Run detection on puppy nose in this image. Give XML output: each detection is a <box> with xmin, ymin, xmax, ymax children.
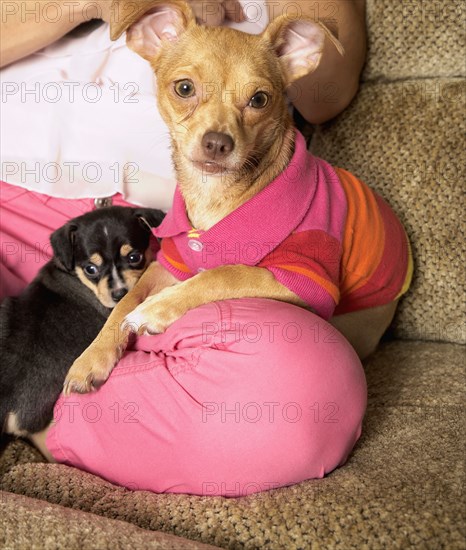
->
<box><xmin>111</xmin><ymin>288</ymin><xmax>128</xmax><ymax>302</ymax></box>
<box><xmin>202</xmin><ymin>132</ymin><xmax>234</xmax><ymax>160</ymax></box>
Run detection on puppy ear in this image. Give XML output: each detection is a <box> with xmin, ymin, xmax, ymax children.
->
<box><xmin>263</xmin><ymin>16</ymin><xmax>344</xmax><ymax>86</ymax></box>
<box><xmin>50</xmin><ymin>223</ymin><xmax>78</xmax><ymax>272</ymax></box>
<box><xmin>134</xmin><ymin>209</ymin><xmax>166</xmax><ymax>231</ymax></box>
<box><xmin>112</xmin><ymin>0</ymin><xmax>195</xmax><ymax>61</ymax></box>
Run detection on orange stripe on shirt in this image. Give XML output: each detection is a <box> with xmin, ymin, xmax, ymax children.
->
<box><xmin>334</xmin><ymin>167</ymin><xmax>385</xmax><ymax>298</ymax></box>
<box><xmin>258</xmin><ymin>229</ymin><xmax>341</xmax><ymax>303</ymax></box>
<box><xmin>164</xmin><ymin>254</ymin><xmax>192</xmax><ymax>274</ymax></box>
<box><xmin>161</xmin><ymin>238</ymin><xmax>192</xmax><ymax>274</ymax></box>
<box><xmin>275</xmin><ymin>264</ymin><xmax>341</xmax><ymax>304</ymax></box>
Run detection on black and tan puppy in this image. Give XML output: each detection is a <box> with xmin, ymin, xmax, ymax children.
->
<box><xmin>0</xmin><ymin>206</ymin><xmax>164</xmax><ymax>438</ymax></box>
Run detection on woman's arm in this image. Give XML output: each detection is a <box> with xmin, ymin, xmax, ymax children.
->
<box><xmin>0</xmin><ymin>0</ymin><xmax>111</xmax><ymax>68</ymax></box>
<box><xmin>268</xmin><ymin>0</ymin><xmax>366</xmax><ymax>124</ymax></box>
<box><xmin>1</xmin><ymin>0</ymin><xmax>365</xmax><ymax>120</ymax></box>
<box><xmin>0</xmin><ymin>0</ymin><xmax>244</xmax><ymax>68</ymax></box>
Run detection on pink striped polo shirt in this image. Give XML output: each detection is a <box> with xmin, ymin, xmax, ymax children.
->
<box><xmin>152</xmin><ymin>131</ymin><xmax>412</xmax><ymax>319</ymax></box>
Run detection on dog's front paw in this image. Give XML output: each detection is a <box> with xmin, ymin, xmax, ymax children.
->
<box><xmin>123</xmin><ymin>287</ymin><xmax>186</xmax><ymax>335</ymax></box>
<box><xmin>63</xmin><ymin>343</ymin><xmax>120</xmax><ymax>396</ymax></box>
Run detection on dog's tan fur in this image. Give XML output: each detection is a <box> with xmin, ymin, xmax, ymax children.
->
<box><xmin>63</xmin><ymin>0</ymin><xmax>396</xmax><ymax>395</ymax></box>
<box><xmin>75</xmin><ymin>269</ymin><xmax>114</xmax><ymax>308</ymax></box>
<box><xmin>121</xmin><ymin>248</ymin><xmax>154</xmax><ymax>289</ymax></box>
<box><xmin>89</xmin><ymin>252</ymin><xmax>103</xmax><ymax>266</ymax></box>
<box><xmin>120</xmin><ymin>244</ymin><xmax>133</xmax><ymax>257</ymax></box>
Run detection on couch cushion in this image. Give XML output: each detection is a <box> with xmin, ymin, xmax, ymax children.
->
<box><xmin>1</xmin><ymin>341</ymin><xmax>464</xmax><ymax>548</ymax></box>
<box><xmin>363</xmin><ymin>1</ymin><xmax>466</xmax><ymax>80</ymax></box>
<box><xmin>310</xmin><ymin>78</ymin><xmax>465</xmax><ymax>343</ymax></box>
<box><xmin>0</xmin><ymin>490</ymin><xmax>221</xmax><ymax>549</ymax></box>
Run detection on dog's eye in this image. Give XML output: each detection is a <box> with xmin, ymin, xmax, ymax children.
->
<box><xmin>248</xmin><ymin>92</ymin><xmax>269</xmax><ymax>109</ymax></box>
<box><xmin>174</xmin><ymin>79</ymin><xmax>195</xmax><ymax>98</ymax></box>
<box><xmin>84</xmin><ymin>264</ymin><xmax>99</xmax><ymax>278</ymax></box>
<box><xmin>128</xmin><ymin>251</ymin><xmax>143</xmax><ymax>266</ymax></box>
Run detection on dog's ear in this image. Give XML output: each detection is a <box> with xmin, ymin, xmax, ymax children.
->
<box><xmin>50</xmin><ymin>223</ymin><xmax>78</xmax><ymax>272</ymax></box>
<box><xmin>263</xmin><ymin>16</ymin><xmax>344</xmax><ymax>86</ymax></box>
<box><xmin>111</xmin><ymin>0</ymin><xmax>195</xmax><ymax>61</ymax></box>
<box><xmin>134</xmin><ymin>208</ymin><xmax>166</xmax><ymax>231</ymax></box>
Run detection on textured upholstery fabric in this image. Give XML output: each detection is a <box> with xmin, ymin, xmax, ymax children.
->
<box><xmin>363</xmin><ymin>1</ymin><xmax>466</xmax><ymax>80</ymax></box>
<box><xmin>0</xmin><ymin>491</ymin><xmax>221</xmax><ymax>549</ymax></box>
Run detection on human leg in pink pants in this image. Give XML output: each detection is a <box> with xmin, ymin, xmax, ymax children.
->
<box><xmin>45</xmin><ymin>298</ymin><xmax>366</xmax><ymax>497</ymax></box>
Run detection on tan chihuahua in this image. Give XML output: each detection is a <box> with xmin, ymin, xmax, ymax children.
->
<box><xmin>63</xmin><ymin>0</ymin><xmax>411</xmax><ymax>395</ymax></box>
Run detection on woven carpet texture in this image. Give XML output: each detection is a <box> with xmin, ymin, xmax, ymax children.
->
<box><xmin>363</xmin><ymin>0</ymin><xmax>466</xmax><ymax>80</ymax></box>
<box><xmin>1</xmin><ymin>342</ymin><xmax>464</xmax><ymax>548</ymax></box>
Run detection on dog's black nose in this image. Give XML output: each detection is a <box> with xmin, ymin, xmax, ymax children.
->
<box><xmin>111</xmin><ymin>288</ymin><xmax>128</xmax><ymax>302</ymax></box>
<box><xmin>202</xmin><ymin>132</ymin><xmax>234</xmax><ymax>159</ymax></box>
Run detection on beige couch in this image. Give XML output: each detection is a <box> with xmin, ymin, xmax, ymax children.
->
<box><xmin>1</xmin><ymin>1</ymin><xmax>464</xmax><ymax>548</ymax></box>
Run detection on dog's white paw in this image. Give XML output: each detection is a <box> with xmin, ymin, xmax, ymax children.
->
<box><xmin>123</xmin><ymin>288</ymin><xmax>185</xmax><ymax>335</ymax></box>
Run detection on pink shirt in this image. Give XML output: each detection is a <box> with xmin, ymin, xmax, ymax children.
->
<box><xmin>153</xmin><ymin>132</ymin><xmax>346</xmax><ymax>318</ymax></box>
<box><xmin>153</xmin><ymin>131</ymin><xmax>412</xmax><ymax>319</ymax></box>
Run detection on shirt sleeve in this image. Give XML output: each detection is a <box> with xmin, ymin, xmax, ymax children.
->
<box><xmin>258</xmin><ymin>230</ymin><xmax>342</xmax><ymax>319</ymax></box>
<box><xmin>156</xmin><ymin>237</ymin><xmax>193</xmax><ymax>281</ymax></box>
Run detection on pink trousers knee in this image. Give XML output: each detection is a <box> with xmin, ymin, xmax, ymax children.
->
<box><xmin>46</xmin><ymin>298</ymin><xmax>366</xmax><ymax>497</ymax></box>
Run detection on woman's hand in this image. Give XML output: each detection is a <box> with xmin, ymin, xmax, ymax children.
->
<box><xmin>0</xmin><ymin>0</ymin><xmax>244</xmax><ymax>68</ymax></box>
<box><xmin>189</xmin><ymin>0</ymin><xmax>245</xmax><ymax>26</ymax></box>
<box><xmin>102</xmin><ymin>0</ymin><xmax>245</xmax><ymax>27</ymax></box>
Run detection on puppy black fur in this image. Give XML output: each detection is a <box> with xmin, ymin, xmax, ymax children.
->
<box><xmin>0</xmin><ymin>206</ymin><xmax>164</xmax><ymax>436</ymax></box>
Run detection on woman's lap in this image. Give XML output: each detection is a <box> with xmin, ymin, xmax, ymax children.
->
<box><xmin>46</xmin><ymin>298</ymin><xmax>367</xmax><ymax>497</ymax></box>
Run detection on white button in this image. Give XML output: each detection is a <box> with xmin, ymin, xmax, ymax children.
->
<box><xmin>188</xmin><ymin>239</ymin><xmax>203</xmax><ymax>252</ymax></box>
<box><xmin>197</xmin><ymin>267</ymin><xmax>206</xmax><ymax>273</ymax></box>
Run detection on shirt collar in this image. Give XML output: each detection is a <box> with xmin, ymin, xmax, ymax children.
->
<box><xmin>152</xmin><ymin>185</ymin><xmax>192</xmax><ymax>238</ymax></box>
<box><xmin>153</xmin><ymin>130</ymin><xmax>316</xmax><ymax>251</ymax></box>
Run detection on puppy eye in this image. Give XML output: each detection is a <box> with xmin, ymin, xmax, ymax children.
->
<box><xmin>84</xmin><ymin>264</ymin><xmax>99</xmax><ymax>278</ymax></box>
<box><xmin>128</xmin><ymin>251</ymin><xmax>143</xmax><ymax>266</ymax></box>
<box><xmin>174</xmin><ymin>79</ymin><xmax>195</xmax><ymax>98</ymax></box>
<box><xmin>248</xmin><ymin>92</ymin><xmax>269</xmax><ymax>109</ymax></box>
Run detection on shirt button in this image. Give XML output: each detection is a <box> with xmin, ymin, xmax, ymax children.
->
<box><xmin>197</xmin><ymin>267</ymin><xmax>206</xmax><ymax>273</ymax></box>
<box><xmin>188</xmin><ymin>239</ymin><xmax>203</xmax><ymax>252</ymax></box>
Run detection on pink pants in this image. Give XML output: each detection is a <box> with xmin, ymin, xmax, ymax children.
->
<box><xmin>1</xmin><ymin>181</ymin><xmax>367</xmax><ymax>497</ymax></box>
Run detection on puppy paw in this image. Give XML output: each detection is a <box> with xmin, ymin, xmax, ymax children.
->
<box><xmin>63</xmin><ymin>344</ymin><xmax>120</xmax><ymax>396</ymax></box>
<box><xmin>123</xmin><ymin>288</ymin><xmax>186</xmax><ymax>335</ymax></box>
